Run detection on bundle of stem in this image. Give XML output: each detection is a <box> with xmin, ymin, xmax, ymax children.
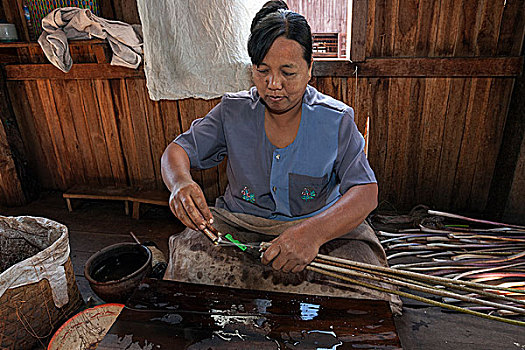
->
<box><xmin>307</xmin><ymin>253</ymin><xmax>525</xmax><ymax>327</ymax></box>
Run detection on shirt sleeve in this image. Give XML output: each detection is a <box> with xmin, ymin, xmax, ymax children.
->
<box><xmin>335</xmin><ymin>109</ymin><xmax>377</xmax><ymax>194</ymax></box>
<box><xmin>173</xmin><ymin>100</ymin><xmax>227</xmax><ymax>169</ymax></box>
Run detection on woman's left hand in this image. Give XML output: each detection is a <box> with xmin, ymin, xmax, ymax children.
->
<box><xmin>261</xmin><ymin>225</ymin><xmax>321</xmax><ymax>273</ymax></box>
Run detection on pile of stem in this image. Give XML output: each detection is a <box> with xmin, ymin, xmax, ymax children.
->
<box><xmin>370</xmin><ymin>209</ymin><xmax>525</xmax><ymax>325</ymax></box>
<box><xmin>200</xmin><ymin>210</ymin><xmax>525</xmax><ymax>326</ymax></box>
<box><xmin>306</xmin><ymin>252</ymin><xmax>525</xmax><ymax>327</ymax></box>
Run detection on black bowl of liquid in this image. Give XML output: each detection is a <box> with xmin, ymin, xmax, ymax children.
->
<box><xmin>84</xmin><ymin>243</ymin><xmax>152</xmax><ymax>303</ymax></box>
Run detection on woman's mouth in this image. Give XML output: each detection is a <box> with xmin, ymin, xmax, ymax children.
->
<box><xmin>266</xmin><ymin>95</ymin><xmax>286</xmax><ymax>102</ymax></box>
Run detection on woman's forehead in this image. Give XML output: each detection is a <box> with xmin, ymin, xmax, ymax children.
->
<box><xmin>261</xmin><ymin>37</ymin><xmax>307</xmax><ymax>66</ymax></box>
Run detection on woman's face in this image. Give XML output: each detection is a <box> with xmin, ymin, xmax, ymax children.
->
<box><xmin>252</xmin><ymin>36</ymin><xmax>312</xmax><ymax>116</ymax></box>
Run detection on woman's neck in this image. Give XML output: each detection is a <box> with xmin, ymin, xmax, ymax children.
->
<box><xmin>264</xmin><ymin>105</ymin><xmax>302</xmax><ymax>149</ymax></box>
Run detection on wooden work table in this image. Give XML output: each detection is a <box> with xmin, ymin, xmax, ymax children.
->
<box><xmin>98</xmin><ymin>278</ymin><xmax>401</xmax><ymax>349</ymax></box>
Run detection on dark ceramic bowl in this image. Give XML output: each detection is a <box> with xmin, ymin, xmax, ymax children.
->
<box><xmin>84</xmin><ymin>243</ymin><xmax>152</xmax><ymax>303</ymax></box>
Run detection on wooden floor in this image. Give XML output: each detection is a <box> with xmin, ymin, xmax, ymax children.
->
<box><xmin>1</xmin><ymin>192</ymin><xmax>524</xmax><ymax>349</ymax></box>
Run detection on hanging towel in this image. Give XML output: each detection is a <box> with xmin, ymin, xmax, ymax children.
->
<box><xmin>136</xmin><ymin>0</ymin><xmax>265</xmax><ymax>100</ymax></box>
<box><xmin>38</xmin><ymin>7</ymin><xmax>143</xmax><ymax>73</ymax></box>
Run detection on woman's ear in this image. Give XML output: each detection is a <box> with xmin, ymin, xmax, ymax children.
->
<box><xmin>308</xmin><ymin>60</ymin><xmax>313</xmax><ymax>80</ymax></box>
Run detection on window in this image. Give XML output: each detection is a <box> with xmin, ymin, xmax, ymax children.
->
<box><xmin>287</xmin><ymin>0</ymin><xmax>351</xmax><ymax>59</ymax></box>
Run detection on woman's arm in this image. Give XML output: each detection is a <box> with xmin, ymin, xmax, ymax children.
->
<box><xmin>161</xmin><ymin>142</ymin><xmax>213</xmax><ymax>230</ymax></box>
<box><xmin>261</xmin><ymin>182</ymin><xmax>378</xmax><ymax>272</ymax></box>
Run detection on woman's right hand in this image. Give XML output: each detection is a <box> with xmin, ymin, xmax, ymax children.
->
<box><xmin>169</xmin><ymin>179</ymin><xmax>213</xmax><ymax>230</ymax></box>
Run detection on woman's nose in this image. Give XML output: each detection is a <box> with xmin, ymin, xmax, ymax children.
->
<box><xmin>267</xmin><ymin>74</ymin><xmax>282</xmax><ymax>89</ymax></box>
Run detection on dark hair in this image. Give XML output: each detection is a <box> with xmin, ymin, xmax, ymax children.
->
<box><xmin>248</xmin><ymin>1</ymin><xmax>312</xmax><ymax>67</ymax></box>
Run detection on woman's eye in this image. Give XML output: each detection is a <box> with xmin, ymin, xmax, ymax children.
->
<box><xmin>257</xmin><ymin>69</ymin><xmax>269</xmax><ymax>74</ymax></box>
<box><xmin>283</xmin><ymin>71</ymin><xmax>296</xmax><ymax>77</ymax></box>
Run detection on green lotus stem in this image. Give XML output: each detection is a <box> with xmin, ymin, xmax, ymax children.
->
<box><xmin>310</xmin><ymin>261</ymin><xmax>525</xmax><ymax>315</ymax></box>
<box><xmin>307</xmin><ymin>266</ymin><xmax>525</xmax><ymax>327</ymax></box>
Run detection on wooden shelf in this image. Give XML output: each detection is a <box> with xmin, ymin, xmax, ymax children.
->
<box><xmin>0</xmin><ymin>38</ymin><xmax>107</xmax><ymax>49</ymax></box>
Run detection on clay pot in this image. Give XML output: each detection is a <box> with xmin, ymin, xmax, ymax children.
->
<box><xmin>84</xmin><ymin>243</ymin><xmax>152</xmax><ymax>303</ymax></box>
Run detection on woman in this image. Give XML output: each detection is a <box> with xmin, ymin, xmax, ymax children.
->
<box><xmin>162</xmin><ymin>1</ymin><xmax>394</xmax><ymax>306</ymax></box>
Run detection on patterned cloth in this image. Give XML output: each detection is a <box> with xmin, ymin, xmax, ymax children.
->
<box><xmin>164</xmin><ymin>208</ymin><xmax>402</xmax><ymax>315</ymax></box>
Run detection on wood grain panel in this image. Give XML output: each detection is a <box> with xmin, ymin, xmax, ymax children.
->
<box><xmin>469</xmin><ymin>78</ymin><xmax>513</xmax><ymax>211</ymax></box>
<box><xmin>111</xmin><ymin>79</ymin><xmax>141</xmax><ymax>187</ymax></box>
<box><xmin>432</xmin><ymin>0</ymin><xmax>462</xmax><ymax>56</ymax></box>
<box><xmin>476</xmin><ymin>0</ymin><xmax>505</xmax><ymax>56</ymax></box>
<box><xmin>351</xmin><ymin>0</ymin><xmax>368</xmax><ymax>62</ymax></box>
<box><xmin>51</xmin><ymin>80</ymin><xmax>87</xmax><ymax>185</ymax></box>
<box><xmin>24</xmin><ymin>80</ymin><xmax>63</xmax><ymax>189</ymax></box>
<box><xmin>366</xmin><ymin>77</ymin><xmax>390</xmax><ymax>199</ymax></box>
<box><xmin>453</xmin><ymin>1</ymin><xmax>483</xmax><ymax>56</ymax></box>
<box><xmin>497</xmin><ymin>0</ymin><xmax>525</xmax><ymax>56</ymax></box>
<box><xmin>7</xmin><ymin>81</ymin><xmax>48</xmax><ymax>187</ymax></box>
<box><xmin>416</xmin><ymin>78</ymin><xmax>450</xmax><ymax>207</ymax></box>
<box><xmin>125</xmin><ymin>78</ymin><xmax>157</xmax><ymax>188</ymax></box>
<box><xmin>159</xmin><ymin>100</ymin><xmax>182</xmax><ymax>143</ymax></box>
<box><xmin>141</xmin><ymin>81</ymin><xmax>168</xmax><ymax>189</ymax></box>
<box><xmin>0</xmin><ymin>119</ymin><xmax>25</xmax><ymax>205</ymax></box>
<box><xmin>93</xmin><ymin>79</ymin><xmax>127</xmax><ymax>186</ymax></box>
<box><xmin>369</xmin><ymin>0</ymin><xmax>394</xmax><ymax>57</ymax></box>
<box><xmin>393</xmin><ymin>0</ymin><xmax>417</xmax><ymax>56</ymax></box>
<box><xmin>504</xmin><ymin>134</ymin><xmax>525</xmax><ymax>224</ymax></box>
<box><xmin>400</xmin><ymin>78</ymin><xmax>425</xmax><ymax>206</ymax></box>
<box><xmin>451</xmin><ymin>78</ymin><xmax>492</xmax><ymax>211</ymax></box>
<box><xmin>76</xmin><ymin>79</ymin><xmax>113</xmax><ymax>185</ymax></box>
<box><xmin>382</xmin><ymin>77</ymin><xmax>411</xmax><ymax>206</ymax></box>
<box><xmin>416</xmin><ymin>0</ymin><xmax>440</xmax><ymax>56</ymax></box>
<box><xmin>434</xmin><ymin>78</ymin><xmax>472</xmax><ymax>209</ymax></box>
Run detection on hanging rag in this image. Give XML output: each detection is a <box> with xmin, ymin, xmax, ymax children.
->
<box><xmin>38</xmin><ymin>7</ymin><xmax>143</xmax><ymax>73</ymax></box>
<box><xmin>135</xmin><ymin>0</ymin><xmax>265</xmax><ymax>100</ymax></box>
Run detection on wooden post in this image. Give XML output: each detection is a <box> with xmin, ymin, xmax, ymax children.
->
<box><xmin>350</xmin><ymin>0</ymin><xmax>368</xmax><ymax>62</ymax></box>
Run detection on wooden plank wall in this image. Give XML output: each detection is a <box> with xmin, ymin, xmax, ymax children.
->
<box><xmin>1</xmin><ymin>0</ymin><xmax>524</xmax><ymax>223</ymax></box>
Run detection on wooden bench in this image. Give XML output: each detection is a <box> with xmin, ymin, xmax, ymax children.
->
<box><xmin>63</xmin><ymin>186</ymin><xmax>170</xmax><ymax>219</ymax></box>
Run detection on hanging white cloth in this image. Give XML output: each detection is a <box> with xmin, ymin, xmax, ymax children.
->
<box><xmin>136</xmin><ymin>0</ymin><xmax>265</xmax><ymax>100</ymax></box>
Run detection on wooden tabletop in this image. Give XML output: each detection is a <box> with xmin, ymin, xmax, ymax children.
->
<box><xmin>98</xmin><ymin>278</ymin><xmax>401</xmax><ymax>349</ymax></box>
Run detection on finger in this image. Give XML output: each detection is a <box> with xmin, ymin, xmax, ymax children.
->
<box><xmin>271</xmin><ymin>255</ymin><xmax>287</xmax><ymax>271</ymax></box>
<box><xmin>181</xmin><ymin>196</ymin><xmax>206</xmax><ymax>229</ymax></box>
<box><xmin>191</xmin><ymin>190</ymin><xmax>213</xmax><ymax>225</ymax></box>
<box><xmin>261</xmin><ymin>243</ymin><xmax>280</xmax><ymax>265</ymax></box>
<box><xmin>291</xmin><ymin>264</ymin><xmax>306</xmax><ymax>273</ymax></box>
<box><xmin>282</xmin><ymin>260</ymin><xmax>299</xmax><ymax>273</ymax></box>
<box><xmin>174</xmin><ymin>200</ymin><xmax>198</xmax><ymax>230</ymax></box>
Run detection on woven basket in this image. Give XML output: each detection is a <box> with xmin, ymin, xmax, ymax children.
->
<box><xmin>0</xmin><ymin>216</ymin><xmax>83</xmax><ymax>349</ymax></box>
<box><xmin>0</xmin><ymin>258</ymin><xmax>82</xmax><ymax>349</ymax></box>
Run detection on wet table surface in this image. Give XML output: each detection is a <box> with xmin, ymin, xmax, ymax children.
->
<box><xmin>98</xmin><ymin>278</ymin><xmax>401</xmax><ymax>349</ymax></box>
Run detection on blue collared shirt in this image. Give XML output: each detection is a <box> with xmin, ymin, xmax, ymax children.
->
<box><xmin>175</xmin><ymin>85</ymin><xmax>376</xmax><ymax>221</ymax></box>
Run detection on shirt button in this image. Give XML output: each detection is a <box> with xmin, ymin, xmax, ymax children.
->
<box><xmin>275</xmin><ymin>154</ymin><xmax>280</xmax><ymax>160</ymax></box>
<box><xmin>272</xmin><ymin>186</ymin><xmax>277</xmax><ymax>193</ymax></box>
